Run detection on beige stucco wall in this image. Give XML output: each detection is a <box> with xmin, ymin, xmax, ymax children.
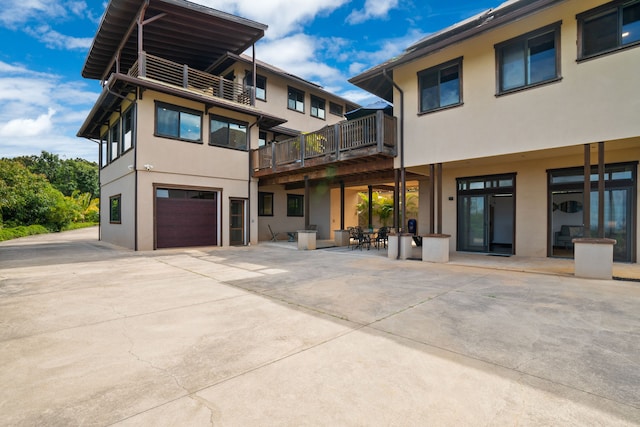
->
<box><xmin>329</xmin><ymin>187</ymin><xmax>360</xmax><ymax>233</ymax></box>
<box><xmin>393</xmin><ymin>0</ymin><xmax>640</xmax><ymax>168</ymax></box>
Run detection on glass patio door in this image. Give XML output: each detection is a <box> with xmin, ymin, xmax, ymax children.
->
<box><xmin>230</xmin><ymin>199</ymin><xmax>246</xmax><ymax>246</ymax></box>
<box><xmin>459</xmin><ymin>195</ymin><xmax>488</xmax><ymax>252</ymax></box>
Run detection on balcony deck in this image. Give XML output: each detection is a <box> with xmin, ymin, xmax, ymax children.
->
<box><xmin>128</xmin><ymin>53</ymin><xmax>252</xmax><ymax>106</ymax></box>
<box><xmin>252</xmin><ymin>110</ymin><xmax>397</xmax><ymax>180</ymax></box>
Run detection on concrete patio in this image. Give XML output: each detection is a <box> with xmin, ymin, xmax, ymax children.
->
<box><xmin>1</xmin><ymin>227</ymin><xmax>639</xmax><ymax>425</ymax></box>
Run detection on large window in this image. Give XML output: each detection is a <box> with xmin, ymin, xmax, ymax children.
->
<box><xmin>209</xmin><ymin>116</ymin><xmax>248</xmax><ymax>150</ymax></box>
<box><xmin>287</xmin><ymin>194</ymin><xmax>304</xmax><ymax>217</ymax></box>
<box><xmin>245</xmin><ymin>71</ymin><xmax>267</xmax><ymax>100</ymax></box>
<box><xmin>258</xmin><ymin>192</ymin><xmax>273</xmax><ymax>216</ymax></box>
<box><xmin>121</xmin><ymin>106</ymin><xmax>134</xmax><ymax>153</ymax></box>
<box><xmin>310</xmin><ymin>95</ymin><xmax>326</xmax><ymax>119</ymax></box>
<box><xmin>109</xmin><ymin>120</ymin><xmax>120</xmax><ymax>162</ymax></box>
<box><xmin>495</xmin><ymin>23</ymin><xmax>560</xmax><ymax>94</ymax></box>
<box><xmin>155</xmin><ymin>102</ymin><xmax>202</xmax><ymax>142</ymax></box>
<box><xmin>329</xmin><ymin>102</ymin><xmax>343</xmax><ymax>117</ymax></box>
<box><xmin>578</xmin><ymin>0</ymin><xmax>640</xmax><ymax>59</ymax></box>
<box><xmin>109</xmin><ymin>195</ymin><xmax>121</xmax><ymax>224</ymax></box>
<box><xmin>287</xmin><ymin>87</ymin><xmax>305</xmax><ymax>113</ymax></box>
<box><xmin>418</xmin><ymin>57</ymin><xmax>462</xmax><ymax>113</ymax></box>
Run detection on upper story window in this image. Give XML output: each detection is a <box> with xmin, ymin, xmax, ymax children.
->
<box><xmin>121</xmin><ymin>106</ymin><xmax>134</xmax><ymax>153</ymax></box>
<box><xmin>288</xmin><ymin>87</ymin><xmax>305</xmax><ymax>113</ymax></box>
<box><xmin>310</xmin><ymin>95</ymin><xmax>326</xmax><ymax>119</ymax></box>
<box><xmin>418</xmin><ymin>57</ymin><xmax>462</xmax><ymax>113</ymax></box>
<box><xmin>209</xmin><ymin>115</ymin><xmax>248</xmax><ymax>150</ymax></box>
<box><xmin>245</xmin><ymin>71</ymin><xmax>267</xmax><ymax>100</ymax></box>
<box><xmin>495</xmin><ymin>23</ymin><xmax>561</xmax><ymax>94</ymax></box>
<box><xmin>258</xmin><ymin>131</ymin><xmax>268</xmax><ymax>147</ymax></box>
<box><xmin>109</xmin><ymin>120</ymin><xmax>120</xmax><ymax>162</ymax></box>
<box><xmin>578</xmin><ymin>0</ymin><xmax>640</xmax><ymax>60</ymax></box>
<box><xmin>155</xmin><ymin>102</ymin><xmax>202</xmax><ymax>142</ymax></box>
<box><xmin>329</xmin><ymin>102</ymin><xmax>343</xmax><ymax>116</ymax></box>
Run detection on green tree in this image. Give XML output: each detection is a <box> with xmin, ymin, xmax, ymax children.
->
<box><xmin>0</xmin><ymin>160</ymin><xmax>76</xmax><ymax>230</ymax></box>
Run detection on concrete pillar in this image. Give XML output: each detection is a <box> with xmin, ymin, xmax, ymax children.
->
<box><xmin>297</xmin><ymin>230</ymin><xmax>317</xmax><ymax>250</ymax></box>
<box><xmin>421</xmin><ymin>234</ymin><xmax>451</xmax><ymax>263</ymax></box>
<box><xmin>573</xmin><ymin>238</ymin><xmax>616</xmax><ymax>279</ymax></box>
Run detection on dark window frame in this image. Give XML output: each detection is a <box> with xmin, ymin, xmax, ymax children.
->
<box><xmin>209</xmin><ymin>114</ymin><xmax>248</xmax><ymax>151</ymax></box>
<box><xmin>109</xmin><ymin>194</ymin><xmax>121</xmax><ymax>224</ymax></box>
<box><xmin>245</xmin><ymin>71</ymin><xmax>267</xmax><ymax>101</ymax></box>
<box><xmin>287</xmin><ymin>87</ymin><xmax>305</xmax><ymax>113</ymax></box>
<box><xmin>417</xmin><ymin>57</ymin><xmax>464</xmax><ymax>114</ymax></box>
<box><xmin>577</xmin><ymin>0</ymin><xmax>640</xmax><ymax>61</ymax></box>
<box><xmin>121</xmin><ymin>105</ymin><xmax>135</xmax><ymax>154</ymax></box>
<box><xmin>287</xmin><ymin>194</ymin><xmax>304</xmax><ymax>217</ymax></box>
<box><xmin>329</xmin><ymin>101</ymin><xmax>343</xmax><ymax>117</ymax></box>
<box><xmin>495</xmin><ymin>22</ymin><xmax>562</xmax><ymax>96</ymax></box>
<box><xmin>154</xmin><ymin>101</ymin><xmax>203</xmax><ymax>143</ymax></box>
<box><xmin>310</xmin><ymin>95</ymin><xmax>326</xmax><ymax>120</ymax></box>
<box><xmin>258</xmin><ymin>192</ymin><xmax>274</xmax><ymax>216</ymax></box>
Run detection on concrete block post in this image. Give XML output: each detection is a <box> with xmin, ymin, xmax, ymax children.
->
<box><xmin>334</xmin><ymin>230</ymin><xmax>350</xmax><ymax>247</ymax></box>
<box><xmin>573</xmin><ymin>238</ymin><xmax>616</xmax><ymax>279</ymax></box>
<box><xmin>421</xmin><ymin>234</ymin><xmax>451</xmax><ymax>263</ymax></box>
<box><xmin>297</xmin><ymin>230</ymin><xmax>317</xmax><ymax>250</ymax></box>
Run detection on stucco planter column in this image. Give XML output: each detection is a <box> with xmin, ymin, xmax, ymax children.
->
<box><xmin>334</xmin><ymin>230</ymin><xmax>350</xmax><ymax>247</ymax></box>
<box><xmin>573</xmin><ymin>237</ymin><xmax>616</xmax><ymax>279</ymax></box>
<box><xmin>421</xmin><ymin>234</ymin><xmax>451</xmax><ymax>263</ymax></box>
<box><xmin>388</xmin><ymin>233</ymin><xmax>413</xmax><ymax>260</ymax></box>
<box><xmin>297</xmin><ymin>230</ymin><xmax>317</xmax><ymax>250</ymax></box>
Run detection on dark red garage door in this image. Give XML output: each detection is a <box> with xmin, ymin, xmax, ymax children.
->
<box><xmin>156</xmin><ymin>188</ymin><xmax>218</xmax><ymax>249</ymax></box>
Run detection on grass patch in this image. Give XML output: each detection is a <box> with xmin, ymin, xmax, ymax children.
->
<box><xmin>0</xmin><ymin>222</ymin><xmax>97</xmax><ymax>241</ymax></box>
<box><xmin>0</xmin><ymin>225</ymin><xmax>50</xmax><ymax>241</ymax></box>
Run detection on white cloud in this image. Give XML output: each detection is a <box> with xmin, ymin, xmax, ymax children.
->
<box><xmin>256</xmin><ymin>34</ymin><xmax>346</xmax><ymax>86</ymax></box>
<box><xmin>346</xmin><ymin>0</ymin><xmax>399</xmax><ymax>25</ymax></box>
<box><xmin>25</xmin><ymin>25</ymin><xmax>93</xmax><ymax>50</ymax></box>
<box><xmin>0</xmin><ymin>108</ymin><xmax>56</xmax><ymax>137</ymax></box>
<box><xmin>194</xmin><ymin>0</ymin><xmax>349</xmax><ymax>39</ymax></box>
<box><xmin>0</xmin><ymin>61</ymin><xmax>100</xmax><ymax>161</ymax></box>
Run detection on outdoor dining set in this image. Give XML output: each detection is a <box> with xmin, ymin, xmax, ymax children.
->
<box><xmin>348</xmin><ymin>226</ymin><xmax>389</xmax><ymax>251</ymax></box>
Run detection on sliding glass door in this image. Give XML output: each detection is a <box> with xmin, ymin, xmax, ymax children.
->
<box><xmin>458</xmin><ymin>174</ymin><xmax>515</xmax><ymax>255</ymax></box>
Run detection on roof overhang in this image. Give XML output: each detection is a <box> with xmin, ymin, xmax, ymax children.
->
<box><xmin>349</xmin><ymin>0</ymin><xmax>566</xmax><ymax>101</ymax></box>
<box><xmin>82</xmin><ymin>0</ymin><xmax>268</xmax><ymax>80</ymax></box>
<box><xmin>77</xmin><ymin>74</ymin><xmax>287</xmax><ymax>139</ymax></box>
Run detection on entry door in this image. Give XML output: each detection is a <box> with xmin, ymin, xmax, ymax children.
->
<box><xmin>457</xmin><ymin>174</ymin><xmax>515</xmax><ymax>254</ymax></box>
<box><xmin>229</xmin><ymin>199</ymin><xmax>246</xmax><ymax>246</ymax></box>
<box><xmin>459</xmin><ymin>195</ymin><xmax>487</xmax><ymax>252</ymax></box>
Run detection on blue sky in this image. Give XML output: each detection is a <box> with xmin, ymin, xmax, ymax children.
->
<box><xmin>0</xmin><ymin>0</ymin><xmax>500</xmax><ymax>162</ymax></box>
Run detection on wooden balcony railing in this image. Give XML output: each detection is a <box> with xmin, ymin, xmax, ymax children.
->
<box><xmin>253</xmin><ymin>110</ymin><xmax>397</xmax><ymax>176</ymax></box>
<box><xmin>128</xmin><ymin>52</ymin><xmax>252</xmax><ymax>106</ymax></box>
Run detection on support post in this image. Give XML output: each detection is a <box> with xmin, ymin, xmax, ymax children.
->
<box><xmin>583</xmin><ymin>144</ymin><xmax>591</xmax><ymax>237</ymax></box>
<box><xmin>340</xmin><ymin>180</ymin><xmax>345</xmax><ymax>230</ymax></box>
<box><xmin>437</xmin><ymin>163</ymin><xmax>443</xmax><ymax>235</ymax></box>
<box><xmin>598</xmin><ymin>142</ymin><xmax>605</xmax><ymax>238</ymax></box>
<box><xmin>368</xmin><ymin>185</ymin><xmax>373</xmax><ymax>230</ymax></box>
<box><xmin>429</xmin><ymin>164</ymin><xmax>435</xmax><ymax>234</ymax></box>
<box><xmin>304</xmin><ymin>175</ymin><xmax>310</xmax><ymax>230</ymax></box>
<box><xmin>394</xmin><ymin>169</ymin><xmax>400</xmax><ymax>231</ymax></box>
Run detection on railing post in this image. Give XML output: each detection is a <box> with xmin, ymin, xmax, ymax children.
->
<box><xmin>300</xmin><ymin>134</ymin><xmax>305</xmax><ymax>167</ymax></box>
<box><xmin>183</xmin><ymin>64</ymin><xmax>188</xmax><ymax>88</ymax></box>
<box><xmin>271</xmin><ymin>144</ymin><xmax>276</xmax><ymax>172</ymax></box>
<box><xmin>334</xmin><ymin>124</ymin><xmax>341</xmax><ymax>160</ymax></box>
<box><xmin>139</xmin><ymin>52</ymin><xmax>146</xmax><ymax>77</ymax></box>
<box><xmin>376</xmin><ymin>110</ymin><xmax>384</xmax><ymax>153</ymax></box>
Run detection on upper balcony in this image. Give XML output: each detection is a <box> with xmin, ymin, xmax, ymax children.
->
<box><xmin>252</xmin><ymin>110</ymin><xmax>397</xmax><ymax>179</ymax></box>
<box><xmin>129</xmin><ymin>52</ymin><xmax>252</xmax><ymax>107</ymax></box>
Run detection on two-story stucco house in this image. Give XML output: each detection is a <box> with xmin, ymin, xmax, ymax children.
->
<box><xmin>78</xmin><ymin>0</ymin><xmax>357</xmax><ymax>250</ymax></box>
<box><xmin>349</xmin><ymin>0</ymin><xmax>640</xmax><ymax>263</ymax></box>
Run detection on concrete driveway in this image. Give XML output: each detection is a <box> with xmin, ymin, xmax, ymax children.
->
<box><xmin>1</xmin><ymin>227</ymin><xmax>639</xmax><ymax>426</ymax></box>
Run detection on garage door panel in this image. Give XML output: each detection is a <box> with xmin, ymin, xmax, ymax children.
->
<box><xmin>156</xmin><ymin>197</ymin><xmax>217</xmax><ymax>248</ymax></box>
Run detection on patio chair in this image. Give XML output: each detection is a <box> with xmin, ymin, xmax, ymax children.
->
<box><xmin>374</xmin><ymin>226</ymin><xmax>389</xmax><ymax>249</ymax></box>
<box><xmin>268</xmin><ymin>224</ymin><xmax>281</xmax><ymax>242</ymax></box>
<box><xmin>353</xmin><ymin>226</ymin><xmax>371</xmax><ymax>250</ymax></box>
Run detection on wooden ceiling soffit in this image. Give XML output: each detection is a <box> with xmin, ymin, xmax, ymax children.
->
<box><xmin>258</xmin><ymin>157</ymin><xmax>394</xmax><ymax>186</ymax></box>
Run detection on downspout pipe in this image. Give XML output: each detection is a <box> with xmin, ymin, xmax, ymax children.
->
<box><xmin>382</xmin><ymin>69</ymin><xmax>405</xmax><ymax>259</ymax></box>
